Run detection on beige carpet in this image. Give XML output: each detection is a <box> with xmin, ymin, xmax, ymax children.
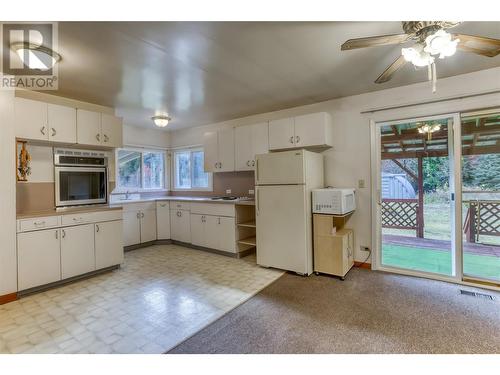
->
<box><xmin>168</xmin><ymin>268</ymin><xmax>500</xmax><ymax>353</ymax></box>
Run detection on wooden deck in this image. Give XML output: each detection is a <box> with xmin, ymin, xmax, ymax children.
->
<box><xmin>383</xmin><ymin>234</ymin><xmax>500</xmax><ymax>257</ymax></box>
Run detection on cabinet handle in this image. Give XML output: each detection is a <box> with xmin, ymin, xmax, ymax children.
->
<box><xmin>136</xmin><ymin>212</ymin><xmax>140</xmax><ymax>219</ymax></box>
<box><xmin>55</xmin><ymin>230</ymin><xmax>58</xmax><ymax>239</ymax></box>
<box><xmin>296</xmin><ymin>135</ymin><xmax>300</xmax><ymax>143</ymax></box>
<box><xmin>218</xmin><ymin>217</ymin><xmax>221</xmax><ymax>225</ymax></box>
<box><xmin>214</xmin><ymin>162</ymin><xmax>218</xmax><ymax>169</ymax></box>
<box><xmin>290</xmin><ymin>136</ymin><xmax>294</xmax><ymax>144</ymax></box>
<box><xmin>34</xmin><ymin>221</ymin><xmax>46</xmax><ymax>226</ymax></box>
<box><xmin>141</xmin><ymin>212</ymin><xmax>145</xmax><ymax>218</ymax></box>
<box><xmin>160</xmin><ymin>203</ymin><xmax>166</xmax><ymax>207</ymax></box>
<box><xmin>246</xmin><ymin>160</ymin><xmax>250</xmax><ymax>167</ymax></box>
<box><xmin>96</xmin><ymin>133</ymin><xmax>101</xmax><ymax>142</ymax></box>
<box><xmin>251</xmin><ymin>160</ymin><xmax>255</xmax><ymax>167</ymax></box>
<box><xmin>218</xmin><ymin>162</ymin><xmax>222</xmax><ymax>169</ymax></box>
<box><xmin>51</xmin><ymin>128</ymin><xmax>56</xmax><ymax>137</ymax></box>
<box><xmin>40</xmin><ymin>126</ymin><xmax>46</xmax><ymax>135</ymax></box>
<box><xmin>62</xmin><ymin>229</ymin><xmax>66</xmax><ymax>238</ymax></box>
<box><xmin>103</xmin><ymin>134</ymin><xmax>109</xmax><ymax>143</ymax></box>
<box><xmin>96</xmin><ymin>224</ymin><xmax>100</xmax><ymax>233</ymax></box>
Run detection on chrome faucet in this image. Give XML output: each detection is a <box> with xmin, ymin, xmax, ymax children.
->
<box><xmin>125</xmin><ymin>190</ymin><xmax>130</xmax><ymax>200</ymax></box>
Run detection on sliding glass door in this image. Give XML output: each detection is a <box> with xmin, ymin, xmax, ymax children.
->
<box><xmin>460</xmin><ymin>110</ymin><xmax>500</xmax><ymax>284</ymax></box>
<box><xmin>377</xmin><ymin>115</ymin><xmax>458</xmax><ymax>277</ymax></box>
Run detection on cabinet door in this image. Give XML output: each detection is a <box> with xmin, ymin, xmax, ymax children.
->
<box><xmin>140</xmin><ymin>209</ymin><xmax>157</xmax><ymax>243</ymax></box>
<box><xmin>190</xmin><ymin>214</ymin><xmax>206</xmax><ymax>247</ymax></box>
<box><xmin>217</xmin><ymin>128</ymin><xmax>235</xmax><ymax>172</ymax></box>
<box><xmin>101</xmin><ymin>114</ymin><xmax>123</xmax><ymax>148</ymax></box>
<box><xmin>268</xmin><ymin>117</ymin><xmax>295</xmax><ymax>150</ymax></box>
<box><xmin>215</xmin><ymin>216</ymin><xmax>236</xmax><ymax>253</ymax></box>
<box><xmin>95</xmin><ymin>220</ymin><xmax>124</xmax><ymax>269</ymax></box>
<box><xmin>14</xmin><ymin>97</ymin><xmax>48</xmax><ymax>141</ymax></box>
<box><xmin>47</xmin><ymin>103</ymin><xmax>76</xmax><ymax>143</ymax></box>
<box><xmin>293</xmin><ymin>112</ymin><xmax>329</xmax><ymax>148</ymax></box>
<box><xmin>234</xmin><ymin>125</ymin><xmax>253</xmax><ymax>171</ymax></box>
<box><xmin>156</xmin><ymin>202</ymin><xmax>171</xmax><ymax>240</ymax></box>
<box><xmin>203</xmin><ymin>215</ymin><xmax>218</xmax><ymax>250</ymax></box>
<box><xmin>203</xmin><ymin>131</ymin><xmax>219</xmax><ymax>172</ymax></box>
<box><xmin>60</xmin><ymin>224</ymin><xmax>95</xmax><ymax>279</ymax></box>
<box><xmin>17</xmin><ymin>229</ymin><xmax>61</xmax><ymax>290</ymax></box>
<box><xmin>251</xmin><ymin>122</ymin><xmax>269</xmax><ymax>162</ymax></box>
<box><xmin>123</xmin><ymin>211</ymin><xmax>140</xmax><ymax>246</ymax></box>
<box><xmin>76</xmin><ymin>109</ymin><xmax>101</xmax><ymax>146</ymax></box>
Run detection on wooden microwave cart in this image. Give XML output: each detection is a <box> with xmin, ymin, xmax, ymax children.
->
<box><xmin>313</xmin><ymin>212</ymin><xmax>354</xmax><ymax>280</ymax></box>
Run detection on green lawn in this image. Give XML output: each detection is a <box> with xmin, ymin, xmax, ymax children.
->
<box><xmin>382</xmin><ymin>244</ymin><xmax>500</xmax><ymax>280</ymax></box>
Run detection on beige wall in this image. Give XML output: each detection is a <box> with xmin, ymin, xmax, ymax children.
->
<box><xmin>169</xmin><ymin>67</ymin><xmax>500</xmax><ymax>263</ymax></box>
<box><xmin>0</xmin><ymin>90</ymin><xmax>17</xmax><ymax>295</ymax></box>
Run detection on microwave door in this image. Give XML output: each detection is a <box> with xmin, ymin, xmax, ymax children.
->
<box><xmin>55</xmin><ymin>167</ymin><xmax>107</xmax><ymax>207</ymax></box>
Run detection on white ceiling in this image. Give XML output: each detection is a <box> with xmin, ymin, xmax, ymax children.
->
<box><xmin>52</xmin><ymin>21</ymin><xmax>500</xmax><ymax>130</ymax></box>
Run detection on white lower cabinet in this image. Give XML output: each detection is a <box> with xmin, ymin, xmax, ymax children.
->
<box><xmin>17</xmin><ymin>228</ymin><xmax>61</xmax><ymax>291</ymax></box>
<box><xmin>95</xmin><ymin>220</ymin><xmax>124</xmax><ymax>269</ymax></box>
<box><xmin>190</xmin><ymin>214</ymin><xmax>205</xmax><ymax>247</ymax></box>
<box><xmin>170</xmin><ymin>209</ymin><xmax>191</xmax><ymax>243</ymax></box>
<box><xmin>123</xmin><ymin>211</ymin><xmax>141</xmax><ymax>246</ymax></box>
<box><xmin>189</xmin><ymin>213</ymin><xmax>235</xmax><ymax>253</ymax></box>
<box><xmin>61</xmin><ymin>224</ymin><xmax>95</xmax><ymax>279</ymax></box>
<box><xmin>156</xmin><ymin>201</ymin><xmax>171</xmax><ymax>240</ymax></box>
<box><xmin>216</xmin><ymin>216</ymin><xmax>236</xmax><ymax>253</ymax></box>
<box><xmin>140</xmin><ymin>209</ymin><xmax>157</xmax><ymax>243</ymax></box>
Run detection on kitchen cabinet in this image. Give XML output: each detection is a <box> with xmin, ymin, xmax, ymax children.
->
<box><xmin>234</xmin><ymin>122</ymin><xmax>269</xmax><ymax>171</ymax></box>
<box><xmin>190</xmin><ymin>213</ymin><xmax>206</xmax><ymax>248</ymax></box>
<box><xmin>95</xmin><ymin>220</ymin><xmax>124</xmax><ymax>269</ymax></box>
<box><xmin>203</xmin><ymin>128</ymin><xmax>235</xmax><ymax>172</ymax></box>
<box><xmin>122</xmin><ymin>204</ymin><xmax>156</xmax><ymax>246</ymax></box>
<box><xmin>17</xmin><ymin>228</ymin><xmax>61</xmax><ymax>291</ymax></box>
<box><xmin>123</xmin><ymin>211</ymin><xmax>141</xmax><ymax>247</ymax></box>
<box><xmin>189</xmin><ymin>214</ymin><xmax>236</xmax><ymax>252</ymax></box>
<box><xmin>60</xmin><ymin>224</ymin><xmax>95</xmax><ymax>279</ymax></box>
<box><xmin>170</xmin><ymin>209</ymin><xmax>191</xmax><ymax>243</ymax></box>
<box><xmin>77</xmin><ymin>109</ymin><xmax>123</xmax><ymax>148</ymax></box>
<box><xmin>140</xmin><ymin>209</ymin><xmax>157</xmax><ymax>243</ymax></box>
<box><xmin>268</xmin><ymin>112</ymin><xmax>333</xmax><ymax>151</ymax></box>
<box><xmin>14</xmin><ymin>97</ymin><xmax>76</xmax><ymax>143</ymax></box>
<box><xmin>156</xmin><ymin>201</ymin><xmax>171</xmax><ymax>240</ymax></box>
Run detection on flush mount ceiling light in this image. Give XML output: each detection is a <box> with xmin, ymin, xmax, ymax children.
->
<box><xmin>10</xmin><ymin>42</ymin><xmax>61</xmax><ymax>71</ymax></box>
<box><xmin>152</xmin><ymin>115</ymin><xmax>171</xmax><ymax>128</ymax></box>
<box><xmin>417</xmin><ymin>122</ymin><xmax>441</xmax><ymax>140</ymax></box>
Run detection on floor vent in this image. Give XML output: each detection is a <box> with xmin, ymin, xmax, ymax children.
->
<box><xmin>460</xmin><ymin>289</ymin><xmax>494</xmax><ymax>300</ymax></box>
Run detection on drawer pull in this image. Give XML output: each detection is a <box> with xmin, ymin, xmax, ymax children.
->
<box><xmin>34</xmin><ymin>221</ymin><xmax>46</xmax><ymax>226</ymax></box>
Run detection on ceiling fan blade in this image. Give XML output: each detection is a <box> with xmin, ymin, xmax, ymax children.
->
<box><xmin>375</xmin><ymin>55</ymin><xmax>407</xmax><ymax>84</ymax></box>
<box><xmin>454</xmin><ymin>34</ymin><xmax>500</xmax><ymax>57</ymax></box>
<box><xmin>341</xmin><ymin>33</ymin><xmax>411</xmax><ymax>51</ymax></box>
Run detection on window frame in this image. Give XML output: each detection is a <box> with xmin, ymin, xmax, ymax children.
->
<box><xmin>115</xmin><ymin>147</ymin><xmax>167</xmax><ymax>193</ymax></box>
<box><xmin>172</xmin><ymin>147</ymin><xmax>213</xmax><ymax>192</ymax></box>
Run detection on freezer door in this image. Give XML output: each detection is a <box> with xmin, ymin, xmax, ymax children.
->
<box><xmin>255</xmin><ymin>150</ymin><xmax>305</xmax><ymax>185</ymax></box>
<box><xmin>256</xmin><ymin>185</ymin><xmax>311</xmax><ymax>274</ymax></box>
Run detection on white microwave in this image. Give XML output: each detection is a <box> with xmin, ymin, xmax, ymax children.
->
<box><xmin>312</xmin><ymin>188</ymin><xmax>356</xmax><ymax>215</ymax></box>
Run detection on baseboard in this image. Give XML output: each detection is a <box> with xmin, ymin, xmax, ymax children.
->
<box><xmin>354</xmin><ymin>261</ymin><xmax>372</xmax><ymax>270</ymax></box>
<box><xmin>0</xmin><ymin>292</ymin><xmax>18</xmax><ymax>305</ymax></box>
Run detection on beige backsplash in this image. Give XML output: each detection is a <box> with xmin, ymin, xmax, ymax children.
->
<box><xmin>17</xmin><ymin>182</ymin><xmax>55</xmax><ymax>213</ymax></box>
<box><xmin>169</xmin><ymin>171</ymin><xmax>255</xmax><ymax>197</ymax></box>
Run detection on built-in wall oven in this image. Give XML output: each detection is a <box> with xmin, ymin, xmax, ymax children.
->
<box><xmin>54</xmin><ymin>149</ymin><xmax>108</xmax><ymax>207</ymax></box>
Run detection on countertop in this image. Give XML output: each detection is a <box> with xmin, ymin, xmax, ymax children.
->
<box><xmin>109</xmin><ymin>196</ymin><xmax>255</xmax><ymax>206</ymax></box>
<box><xmin>17</xmin><ymin>205</ymin><xmax>122</xmax><ymax>219</ymax></box>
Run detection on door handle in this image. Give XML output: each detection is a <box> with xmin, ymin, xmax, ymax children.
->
<box><xmin>256</xmin><ymin>189</ymin><xmax>260</xmax><ymax>215</ymax></box>
<box><xmin>96</xmin><ymin>133</ymin><xmax>101</xmax><ymax>142</ymax></box>
<box><xmin>51</xmin><ymin>128</ymin><xmax>56</xmax><ymax>137</ymax></box>
<box><xmin>295</xmin><ymin>136</ymin><xmax>300</xmax><ymax>143</ymax></box>
<box><xmin>40</xmin><ymin>126</ymin><xmax>46</xmax><ymax>135</ymax></box>
<box><xmin>377</xmin><ymin>189</ymin><xmax>382</xmax><ymax>205</ymax></box>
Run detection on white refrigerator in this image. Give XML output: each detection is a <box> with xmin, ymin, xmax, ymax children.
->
<box><xmin>255</xmin><ymin>149</ymin><xmax>324</xmax><ymax>275</ymax></box>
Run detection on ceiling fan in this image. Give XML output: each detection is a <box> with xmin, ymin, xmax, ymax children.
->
<box><xmin>341</xmin><ymin>21</ymin><xmax>500</xmax><ymax>89</ymax></box>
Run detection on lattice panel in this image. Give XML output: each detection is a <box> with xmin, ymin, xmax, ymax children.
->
<box><xmin>474</xmin><ymin>201</ymin><xmax>500</xmax><ymax>236</ymax></box>
<box><xmin>381</xmin><ymin>199</ymin><xmax>418</xmax><ymax>229</ymax></box>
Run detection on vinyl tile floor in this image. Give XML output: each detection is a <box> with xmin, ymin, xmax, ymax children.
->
<box><xmin>0</xmin><ymin>244</ymin><xmax>283</xmax><ymax>354</ymax></box>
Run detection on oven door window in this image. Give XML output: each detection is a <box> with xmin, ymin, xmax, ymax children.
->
<box><xmin>58</xmin><ymin>169</ymin><xmax>106</xmax><ymax>205</ymax></box>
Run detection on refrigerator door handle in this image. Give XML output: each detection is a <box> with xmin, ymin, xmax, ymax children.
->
<box><xmin>255</xmin><ymin>159</ymin><xmax>259</xmax><ymax>183</ymax></box>
<box><xmin>256</xmin><ymin>189</ymin><xmax>260</xmax><ymax>215</ymax></box>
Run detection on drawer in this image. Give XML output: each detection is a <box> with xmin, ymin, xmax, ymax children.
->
<box><xmin>156</xmin><ymin>201</ymin><xmax>170</xmax><ymax>209</ymax></box>
<box><xmin>190</xmin><ymin>202</ymin><xmax>235</xmax><ymax>217</ymax></box>
<box><xmin>89</xmin><ymin>210</ymin><xmax>123</xmax><ymax>223</ymax></box>
<box><xmin>120</xmin><ymin>201</ymin><xmax>156</xmax><ymax>212</ymax></box>
<box><xmin>18</xmin><ymin>216</ymin><xmax>61</xmax><ymax>233</ymax></box>
<box><xmin>61</xmin><ymin>212</ymin><xmax>94</xmax><ymax>226</ymax></box>
<box><xmin>170</xmin><ymin>201</ymin><xmax>190</xmax><ymax>211</ymax></box>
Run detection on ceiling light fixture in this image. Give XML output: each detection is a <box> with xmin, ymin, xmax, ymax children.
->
<box><xmin>424</xmin><ymin>30</ymin><xmax>459</xmax><ymax>59</ymax></box>
<box><xmin>402</xmin><ymin>43</ymin><xmax>434</xmax><ymax>67</ymax></box>
<box><xmin>10</xmin><ymin>42</ymin><xmax>61</xmax><ymax>71</ymax></box>
<box><xmin>417</xmin><ymin>122</ymin><xmax>441</xmax><ymax>140</ymax></box>
<box><xmin>152</xmin><ymin>115</ymin><xmax>171</xmax><ymax>128</ymax></box>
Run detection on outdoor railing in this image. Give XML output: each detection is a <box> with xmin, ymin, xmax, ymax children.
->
<box><xmin>381</xmin><ymin>198</ymin><xmax>419</xmax><ymax>231</ymax></box>
<box><xmin>464</xmin><ymin>200</ymin><xmax>500</xmax><ymax>243</ymax></box>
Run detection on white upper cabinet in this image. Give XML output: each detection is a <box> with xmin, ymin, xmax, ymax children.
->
<box><xmin>268</xmin><ymin>117</ymin><xmax>295</xmax><ymax>150</ymax></box>
<box><xmin>203</xmin><ymin>128</ymin><xmax>235</xmax><ymax>172</ymax></box>
<box><xmin>235</xmin><ymin>122</ymin><xmax>269</xmax><ymax>171</ymax></box>
<box><xmin>77</xmin><ymin>109</ymin><xmax>123</xmax><ymax>148</ymax></box>
<box><xmin>101</xmin><ymin>113</ymin><xmax>123</xmax><ymax>148</ymax></box>
<box><xmin>268</xmin><ymin>112</ymin><xmax>333</xmax><ymax>151</ymax></box>
<box><xmin>15</xmin><ymin>98</ymin><xmax>77</xmax><ymax>143</ymax></box>
<box><xmin>47</xmin><ymin>103</ymin><xmax>77</xmax><ymax>143</ymax></box>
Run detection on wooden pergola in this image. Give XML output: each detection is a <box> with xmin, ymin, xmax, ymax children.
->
<box><xmin>380</xmin><ymin>114</ymin><xmax>500</xmax><ymax>239</ymax></box>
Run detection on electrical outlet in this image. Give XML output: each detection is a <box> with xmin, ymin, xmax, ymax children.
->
<box><xmin>226</xmin><ymin>189</ymin><xmax>232</xmax><ymax>195</ymax></box>
<box><xmin>360</xmin><ymin>246</ymin><xmax>370</xmax><ymax>252</ymax></box>
<box><xmin>358</xmin><ymin>179</ymin><xmax>365</xmax><ymax>188</ymax></box>
<box><xmin>248</xmin><ymin>189</ymin><xmax>255</xmax><ymax>195</ymax></box>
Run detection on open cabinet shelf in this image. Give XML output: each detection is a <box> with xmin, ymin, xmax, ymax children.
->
<box><xmin>237</xmin><ymin>221</ymin><xmax>256</xmax><ymax>228</ymax></box>
<box><xmin>237</xmin><ymin>236</ymin><xmax>256</xmax><ymax>246</ymax></box>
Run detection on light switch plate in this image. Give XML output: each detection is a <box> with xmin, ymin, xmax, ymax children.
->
<box><xmin>225</xmin><ymin>189</ymin><xmax>231</xmax><ymax>194</ymax></box>
<box><xmin>248</xmin><ymin>189</ymin><xmax>255</xmax><ymax>195</ymax></box>
<box><xmin>358</xmin><ymin>179</ymin><xmax>365</xmax><ymax>188</ymax></box>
